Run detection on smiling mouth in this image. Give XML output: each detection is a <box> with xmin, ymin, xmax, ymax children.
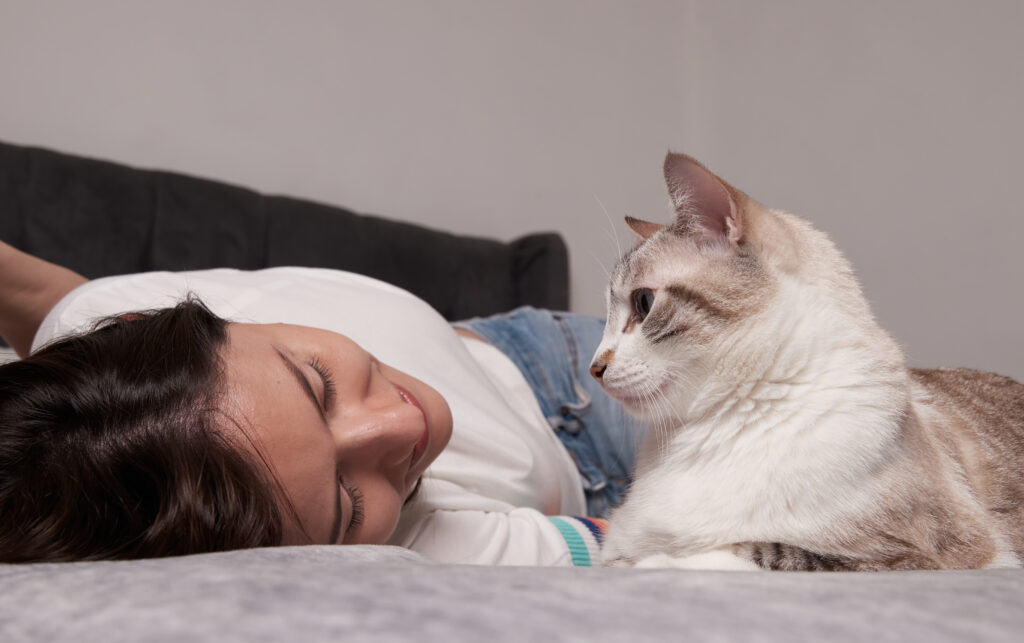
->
<box><xmin>410</xmin><ymin>427</ymin><xmax>429</xmax><ymax>469</ymax></box>
<box><xmin>393</xmin><ymin>383</ymin><xmax>430</xmax><ymax>470</ymax></box>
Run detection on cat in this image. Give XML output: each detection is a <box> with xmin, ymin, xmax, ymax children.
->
<box><xmin>591</xmin><ymin>153</ymin><xmax>1024</xmax><ymax>571</ymax></box>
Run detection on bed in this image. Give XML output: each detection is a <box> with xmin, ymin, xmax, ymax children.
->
<box><xmin>2</xmin><ymin>141</ymin><xmax>1022</xmax><ymax>642</ymax></box>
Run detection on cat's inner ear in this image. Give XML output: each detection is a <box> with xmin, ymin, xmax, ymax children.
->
<box><xmin>624</xmin><ymin>216</ymin><xmax>665</xmax><ymax>240</ymax></box>
<box><xmin>664</xmin><ymin>153</ymin><xmax>745</xmax><ymax>247</ymax></box>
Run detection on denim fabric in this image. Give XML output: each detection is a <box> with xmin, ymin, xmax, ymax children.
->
<box><xmin>455</xmin><ymin>307</ymin><xmax>646</xmax><ymax>517</ymax></box>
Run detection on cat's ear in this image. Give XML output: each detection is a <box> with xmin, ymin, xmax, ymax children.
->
<box><xmin>663</xmin><ymin>153</ymin><xmax>748</xmax><ymax>249</ymax></box>
<box><xmin>624</xmin><ymin>216</ymin><xmax>665</xmax><ymax>240</ymax></box>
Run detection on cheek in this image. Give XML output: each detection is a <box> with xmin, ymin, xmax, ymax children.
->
<box><xmin>351</xmin><ymin>485</ymin><xmax>404</xmax><ymax>545</ymax></box>
<box><xmin>615</xmin><ymin>329</ymin><xmax>711</xmax><ymax>383</ymax></box>
<box><xmin>614</xmin><ymin>331</ymin><xmax>654</xmax><ymax>365</ymax></box>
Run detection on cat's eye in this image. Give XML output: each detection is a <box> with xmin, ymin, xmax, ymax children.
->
<box><xmin>632</xmin><ymin>288</ymin><xmax>655</xmax><ymax>320</ymax></box>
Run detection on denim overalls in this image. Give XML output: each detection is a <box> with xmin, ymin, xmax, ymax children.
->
<box><xmin>455</xmin><ymin>307</ymin><xmax>647</xmax><ymax>517</ymax></box>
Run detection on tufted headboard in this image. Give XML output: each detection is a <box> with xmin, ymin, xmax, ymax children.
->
<box><xmin>0</xmin><ymin>141</ymin><xmax>569</xmax><ymax>322</ymax></box>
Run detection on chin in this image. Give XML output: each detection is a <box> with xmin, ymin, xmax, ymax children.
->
<box><xmin>427</xmin><ymin>394</ymin><xmax>454</xmax><ymax>447</ymax></box>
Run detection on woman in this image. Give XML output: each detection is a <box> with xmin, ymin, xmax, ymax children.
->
<box><xmin>0</xmin><ymin>241</ymin><xmax>644</xmax><ymax>565</ymax></box>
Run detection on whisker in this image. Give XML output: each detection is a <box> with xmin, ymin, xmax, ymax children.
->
<box><xmin>593</xmin><ymin>192</ymin><xmax>623</xmax><ymax>260</ymax></box>
<box><xmin>585</xmin><ymin>248</ymin><xmax>612</xmax><ymax>281</ymax></box>
<box><xmin>641</xmin><ymin>378</ymin><xmax>671</xmax><ymax>457</ymax></box>
<box><xmin>649</xmin><ymin>393</ymin><xmax>669</xmax><ymax>457</ymax></box>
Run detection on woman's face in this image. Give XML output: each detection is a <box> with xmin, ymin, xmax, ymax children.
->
<box><xmin>220</xmin><ymin>323</ymin><xmax>453</xmax><ymax>545</ymax></box>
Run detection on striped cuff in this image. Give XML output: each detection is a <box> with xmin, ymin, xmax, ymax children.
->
<box><xmin>548</xmin><ymin>516</ymin><xmax>608</xmax><ymax>567</ymax></box>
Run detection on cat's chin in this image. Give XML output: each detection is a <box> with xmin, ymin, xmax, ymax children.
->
<box><xmin>602</xmin><ymin>388</ymin><xmax>665</xmax><ymax>420</ymax></box>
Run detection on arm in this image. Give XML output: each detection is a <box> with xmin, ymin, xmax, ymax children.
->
<box><xmin>391</xmin><ymin>504</ymin><xmax>605</xmax><ymax>567</ymax></box>
<box><xmin>0</xmin><ymin>241</ymin><xmax>87</xmax><ymax>357</ymax></box>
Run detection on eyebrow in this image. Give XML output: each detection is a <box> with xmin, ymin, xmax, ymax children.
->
<box><xmin>274</xmin><ymin>347</ymin><xmax>344</xmax><ymax>544</ymax></box>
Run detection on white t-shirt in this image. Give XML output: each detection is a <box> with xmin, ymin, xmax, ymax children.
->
<box><xmin>33</xmin><ymin>267</ymin><xmax>588</xmax><ymax>565</ymax></box>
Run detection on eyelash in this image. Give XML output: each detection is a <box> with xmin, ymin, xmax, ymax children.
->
<box><xmin>308</xmin><ymin>355</ymin><xmax>337</xmax><ymax>412</ymax></box>
<box><xmin>342</xmin><ymin>479</ymin><xmax>364</xmax><ymax>539</ymax></box>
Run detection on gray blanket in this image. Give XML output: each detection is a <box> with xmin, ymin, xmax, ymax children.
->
<box><xmin>2</xmin><ymin>546</ymin><xmax>1021</xmax><ymax>642</ymax></box>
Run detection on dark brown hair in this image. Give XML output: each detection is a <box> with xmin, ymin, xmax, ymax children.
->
<box><xmin>0</xmin><ymin>300</ymin><xmax>283</xmax><ymax>562</ymax></box>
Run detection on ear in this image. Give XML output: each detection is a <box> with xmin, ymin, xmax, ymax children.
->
<box><xmin>624</xmin><ymin>215</ymin><xmax>665</xmax><ymax>240</ymax></box>
<box><xmin>663</xmin><ymin>153</ymin><xmax>748</xmax><ymax>248</ymax></box>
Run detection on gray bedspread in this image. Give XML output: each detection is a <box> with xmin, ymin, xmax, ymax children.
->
<box><xmin>2</xmin><ymin>546</ymin><xmax>1022</xmax><ymax>642</ymax></box>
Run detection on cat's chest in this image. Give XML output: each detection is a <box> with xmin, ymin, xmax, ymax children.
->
<box><xmin>633</xmin><ymin>453</ymin><xmax>801</xmax><ymax>526</ymax></box>
<box><xmin>622</xmin><ymin>419</ymin><xmax>889</xmax><ymax>545</ymax></box>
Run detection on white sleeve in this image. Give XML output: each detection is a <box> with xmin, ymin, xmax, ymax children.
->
<box><xmin>391</xmin><ymin>503</ymin><xmax>604</xmax><ymax>567</ymax></box>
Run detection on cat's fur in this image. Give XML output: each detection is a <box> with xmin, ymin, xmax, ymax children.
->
<box><xmin>592</xmin><ymin>153</ymin><xmax>1024</xmax><ymax>571</ymax></box>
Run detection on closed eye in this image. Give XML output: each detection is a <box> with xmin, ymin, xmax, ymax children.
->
<box><xmin>340</xmin><ymin>475</ymin><xmax>364</xmax><ymax>540</ymax></box>
<box><xmin>309</xmin><ymin>355</ymin><xmax>337</xmax><ymax>412</ymax></box>
<box><xmin>275</xmin><ymin>348</ymin><xmax>328</xmax><ymax>423</ymax></box>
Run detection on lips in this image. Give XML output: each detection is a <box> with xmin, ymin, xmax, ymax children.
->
<box><xmin>394</xmin><ymin>383</ymin><xmax>430</xmax><ymax>469</ymax></box>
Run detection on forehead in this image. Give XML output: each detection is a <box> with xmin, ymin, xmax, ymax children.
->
<box><xmin>220</xmin><ymin>323</ymin><xmax>276</xmax><ymax>416</ymax></box>
<box><xmin>613</xmin><ymin>233</ymin><xmax>708</xmax><ymax>291</ymax></box>
<box><xmin>219</xmin><ymin>323</ymin><xmax>336</xmax><ymax>539</ymax></box>
<box><xmin>610</xmin><ymin>232</ymin><xmax>772</xmax><ymax>313</ymax></box>
<box><xmin>220</xmin><ymin>323</ymin><xmax>332</xmax><ymax>453</ymax></box>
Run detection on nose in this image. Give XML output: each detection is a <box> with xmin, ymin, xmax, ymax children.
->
<box><xmin>333</xmin><ymin>393</ymin><xmax>424</xmax><ymax>465</ymax></box>
<box><xmin>590</xmin><ymin>348</ymin><xmax>614</xmax><ymax>382</ymax></box>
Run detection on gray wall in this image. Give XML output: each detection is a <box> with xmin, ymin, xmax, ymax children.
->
<box><xmin>1</xmin><ymin>1</ymin><xmax>1021</xmax><ymax>379</ymax></box>
<box><xmin>0</xmin><ymin>0</ymin><xmax>687</xmax><ymax>319</ymax></box>
<box><xmin>681</xmin><ymin>1</ymin><xmax>1024</xmax><ymax>380</ymax></box>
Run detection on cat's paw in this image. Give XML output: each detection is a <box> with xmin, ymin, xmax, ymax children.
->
<box><xmin>634</xmin><ymin>549</ymin><xmax>761</xmax><ymax>571</ymax></box>
<box><xmin>601</xmin><ymin>556</ymin><xmax>636</xmax><ymax>568</ymax></box>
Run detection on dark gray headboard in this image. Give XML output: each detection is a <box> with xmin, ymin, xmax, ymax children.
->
<box><xmin>0</xmin><ymin>141</ymin><xmax>569</xmax><ymax>321</ymax></box>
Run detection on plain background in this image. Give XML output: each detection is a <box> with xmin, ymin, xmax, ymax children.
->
<box><xmin>1</xmin><ymin>0</ymin><xmax>1021</xmax><ymax>380</ymax></box>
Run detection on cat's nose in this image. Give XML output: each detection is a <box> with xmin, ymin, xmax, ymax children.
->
<box><xmin>590</xmin><ymin>349</ymin><xmax>614</xmax><ymax>382</ymax></box>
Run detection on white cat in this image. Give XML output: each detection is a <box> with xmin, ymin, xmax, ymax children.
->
<box><xmin>591</xmin><ymin>153</ymin><xmax>1024</xmax><ymax>571</ymax></box>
